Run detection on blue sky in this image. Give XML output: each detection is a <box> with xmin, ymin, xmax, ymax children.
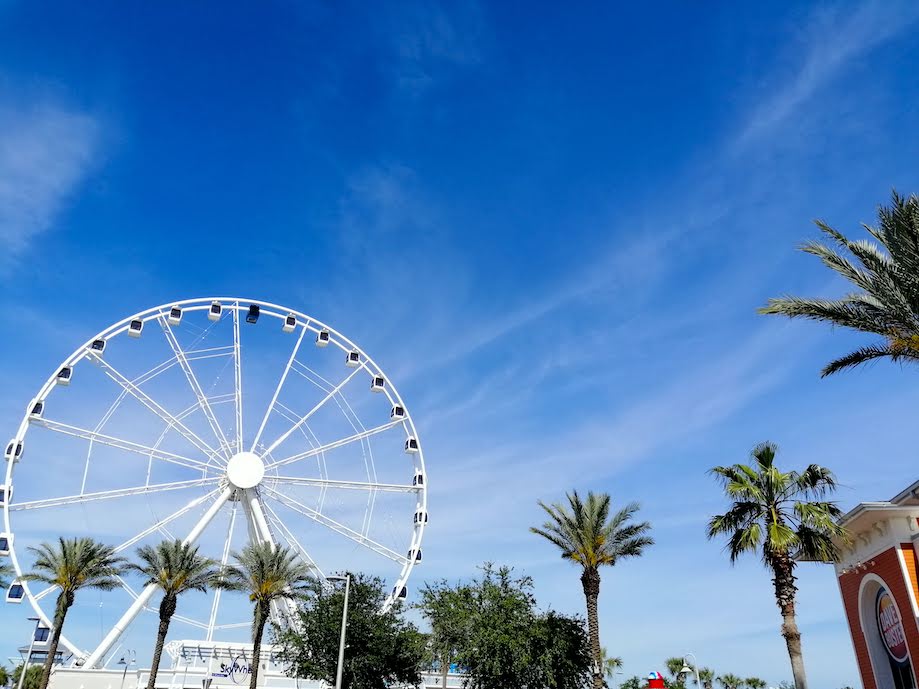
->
<box><xmin>1</xmin><ymin>1</ymin><xmax>919</xmax><ymax>686</ymax></box>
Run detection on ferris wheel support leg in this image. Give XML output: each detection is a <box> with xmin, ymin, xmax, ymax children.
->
<box><xmin>82</xmin><ymin>487</ymin><xmax>234</xmax><ymax>669</ymax></box>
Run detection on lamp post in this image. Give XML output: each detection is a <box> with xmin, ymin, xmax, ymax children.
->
<box><xmin>327</xmin><ymin>574</ymin><xmax>351</xmax><ymax>689</ymax></box>
<box><xmin>679</xmin><ymin>653</ymin><xmax>702</xmax><ymax>689</ymax></box>
<box><xmin>17</xmin><ymin>617</ymin><xmax>41</xmax><ymax>689</ymax></box>
<box><xmin>118</xmin><ymin>649</ymin><xmax>136</xmax><ymax>689</ymax></box>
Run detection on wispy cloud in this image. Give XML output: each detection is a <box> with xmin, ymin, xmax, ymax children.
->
<box><xmin>0</xmin><ymin>105</ymin><xmax>98</xmax><ymax>273</ymax></box>
<box><xmin>733</xmin><ymin>0</ymin><xmax>919</xmax><ymax>150</ymax></box>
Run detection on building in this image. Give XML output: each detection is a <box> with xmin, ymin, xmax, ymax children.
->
<box><xmin>834</xmin><ymin>480</ymin><xmax>919</xmax><ymax>689</ymax></box>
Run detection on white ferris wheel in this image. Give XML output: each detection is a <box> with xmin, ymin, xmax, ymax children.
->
<box><xmin>0</xmin><ymin>298</ymin><xmax>428</xmax><ymax>667</ymax></box>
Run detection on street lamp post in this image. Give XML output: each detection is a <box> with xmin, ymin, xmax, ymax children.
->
<box><xmin>17</xmin><ymin>617</ymin><xmax>41</xmax><ymax>689</ymax></box>
<box><xmin>118</xmin><ymin>649</ymin><xmax>136</xmax><ymax>689</ymax></box>
<box><xmin>679</xmin><ymin>653</ymin><xmax>702</xmax><ymax>689</ymax></box>
<box><xmin>327</xmin><ymin>575</ymin><xmax>351</xmax><ymax>689</ymax></box>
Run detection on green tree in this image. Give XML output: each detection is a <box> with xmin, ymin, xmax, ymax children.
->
<box><xmin>717</xmin><ymin>675</ymin><xmax>743</xmax><ymax>689</ymax></box>
<box><xmin>128</xmin><ymin>540</ymin><xmax>221</xmax><ymax>689</ymax></box>
<box><xmin>10</xmin><ymin>665</ymin><xmax>42</xmax><ymax>689</ymax></box>
<box><xmin>219</xmin><ymin>543</ymin><xmax>313</xmax><ymax>689</ymax></box>
<box><xmin>619</xmin><ymin>678</ymin><xmax>644</xmax><ymax>689</ymax></box>
<box><xmin>531</xmin><ymin>491</ymin><xmax>653</xmax><ymax>689</ymax></box>
<box><xmin>22</xmin><ymin>538</ymin><xmax>126</xmax><ymax>689</ymax></box>
<box><xmin>276</xmin><ymin>573</ymin><xmax>424</xmax><ymax>689</ymax></box>
<box><xmin>760</xmin><ymin>191</ymin><xmax>919</xmax><ymax>377</ymax></box>
<box><xmin>707</xmin><ymin>443</ymin><xmax>847</xmax><ymax>689</ymax></box>
<box><xmin>665</xmin><ymin>657</ymin><xmax>688</xmax><ymax>687</ymax></box>
<box><xmin>0</xmin><ymin>666</ymin><xmax>9</xmax><ymax>688</ymax></box>
<box><xmin>744</xmin><ymin>679</ymin><xmax>767</xmax><ymax>689</ymax></box>
<box><xmin>418</xmin><ymin>564</ymin><xmax>592</xmax><ymax>689</ymax></box>
<box><xmin>698</xmin><ymin>668</ymin><xmax>716</xmax><ymax>688</ymax></box>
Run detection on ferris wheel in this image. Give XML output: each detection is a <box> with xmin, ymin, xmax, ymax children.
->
<box><xmin>0</xmin><ymin>298</ymin><xmax>428</xmax><ymax>666</ymax></box>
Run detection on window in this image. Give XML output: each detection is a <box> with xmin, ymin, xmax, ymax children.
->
<box><xmin>35</xmin><ymin>627</ymin><xmax>50</xmax><ymax>642</ymax></box>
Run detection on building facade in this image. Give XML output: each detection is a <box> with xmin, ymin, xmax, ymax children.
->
<box><xmin>835</xmin><ymin>481</ymin><xmax>919</xmax><ymax>689</ymax></box>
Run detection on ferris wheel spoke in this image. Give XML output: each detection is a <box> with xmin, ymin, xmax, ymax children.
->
<box><xmin>262</xmin><ymin>485</ymin><xmax>409</xmax><ymax>565</ymax></box>
<box><xmin>250</xmin><ymin>324</ymin><xmax>307</xmax><ymax>452</ymax></box>
<box><xmin>265</xmin><ymin>418</ymin><xmax>404</xmax><ymax>471</ymax></box>
<box><xmin>32</xmin><ymin>418</ymin><xmax>210</xmax><ymax>473</ymax></box>
<box><xmin>87</xmin><ymin>353</ymin><xmax>219</xmax><ymax>458</ymax></box>
<box><xmin>34</xmin><ymin>584</ymin><xmax>58</xmax><ymax>601</ymax></box>
<box><xmin>261</xmin><ymin>364</ymin><xmax>365</xmax><ymax>457</ymax></box>
<box><xmin>158</xmin><ymin>316</ymin><xmax>232</xmax><ymax>458</ymax></box>
<box><xmin>233</xmin><ymin>305</ymin><xmax>243</xmax><ymax>451</ymax></box>
<box><xmin>262</xmin><ymin>499</ymin><xmax>325</xmax><ymax>580</ymax></box>
<box><xmin>206</xmin><ymin>502</ymin><xmax>238</xmax><ymax>641</ymax></box>
<box><xmin>270</xmin><ymin>475</ymin><xmax>419</xmax><ymax>494</ymax></box>
<box><xmin>113</xmin><ymin>489</ymin><xmax>221</xmax><ymax>554</ymax></box>
<box><xmin>10</xmin><ymin>477</ymin><xmax>221</xmax><ymax>512</ymax></box>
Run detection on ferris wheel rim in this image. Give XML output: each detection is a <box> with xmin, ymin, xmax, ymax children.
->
<box><xmin>1</xmin><ymin>297</ymin><xmax>428</xmax><ymax>662</ymax></box>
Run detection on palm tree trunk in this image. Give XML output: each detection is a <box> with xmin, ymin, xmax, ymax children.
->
<box><xmin>771</xmin><ymin>554</ymin><xmax>807</xmax><ymax>689</ymax></box>
<box><xmin>39</xmin><ymin>591</ymin><xmax>73</xmax><ymax>689</ymax></box>
<box><xmin>580</xmin><ymin>566</ymin><xmax>604</xmax><ymax>689</ymax></box>
<box><xmin>249</xmin><ymin>602</ymin><xmax>269</xmax><ymax>689</ymax></box>
<box><xmin>147</xmin><ymin>595</ymin><xmax>177</xmax><ymax>689</ymax></box>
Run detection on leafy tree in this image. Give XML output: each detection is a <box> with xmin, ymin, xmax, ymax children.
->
<box><xmin>532</xmin><ymin>491</ymin><xmax>653</xmax><ymax>689</ymax></box>
<box><xmin>760</xmin><ymin>191</ymin><xmax>919</xmax><ymax>377</ymax></box>
<box><xmin>707</xmin><ymin>443</ymin><xmax>847</xmax><ymax>689</ymax></box>
<box><xmin>23</xmin><ymin>538</ymin><xmax>126</xmax><ymax>689</ymax></box>
<box><xmin>0</xmin><ymin>666</ymin><xmax>9</xmax><ymax>688</ymax></box>
<box><xmin>10</xmin><ymin>665</ymin><xmax>42</xmax><ymax>689</ymax></box>
<box><xmin>744</xmin><ymin>679</ymin><xmax>766</xmax><ymax>689</ymax></box>
<box><xmin>276</xmin><ymin>573</ymin><xmax>424</xmax><ymax>689</ymax></box>
<box><xmin>717</xmin><ymin>675</ymin><xmax>743</xmax><ymax>689</ymax></box>
<box><xmin>219</xmin><ymin>543</ymin><xmax>313</xmax><ymax>689</ymax></box>
<box><xmin>619</xmin><ymin>678</ymin><xmax>644</xmax><ymax>689</ymax></box>
<box><xmin>418</xmin><ymin>563</ymin><xmax>592</xmax><ymax>689</ymax></box>
<box><xmin>128</xmin><ymin>540</ymin><xmax>221</xmax><ymax>689</ymax></box>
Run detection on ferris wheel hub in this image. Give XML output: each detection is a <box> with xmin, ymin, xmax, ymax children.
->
<box><xmin>226</xmin><ymin>451</ymin><xmax>265</xmax><ymax>489</ymax></box>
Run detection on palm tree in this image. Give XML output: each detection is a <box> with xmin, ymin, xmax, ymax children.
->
<box><xmin>531</xmin><ymin>491</ymin><xmax>653</xmax><ymax>689</ymax></box>
<box><xmin>22</xmin><ymin>538</ymin><xmax>126</xmax><ymax>689</ymax></box>
<box><xmin>219</xmin><ymin>543</ymin><xmax>313</xmax><ymax>689</ymax></box>
<box><xmin>699</xmin><ymin>667</ymin><xmax>716</xmax><ymax>689</ymax></box>
<box><xmin>665</xmin><ymin>657</ymin><xmax>688</xmax><ymax>687</ymax></box>
<box><xmin>0</xmin><ymin>562</ymin><xmax>12</xmax><ymax>588</ymax></box>
<box><xmin>599</xmin><ymin>647</ymin><xmax>623</xmax><ymax>684</ymax></box>
<box><xmin>0</xmin><ymin>666</ymin><xmax>9</xmax><ymax>688</ymax></box>
<box><xmin>744</xmin><ymin>679</ymin><xmax>767</xmax><ymax>689</ymax></box>
<box><xmin>128</xmin><ymin>540</ymin><xmax>221</xmax><ymax>689</ymax></box>
<box><xmin>718</xmin><ymin>674</ymin><xmax>743</xmax><ymax>689</ymax></box>
<box><xmin>707</xmin><ymin>443</ymin><xmax>847</xmax><ymax>689</ymax></box>
<box><xmin>760</xmin><ymin>191</ymin><xmax>919</xmax><ymax>377</ymax></box>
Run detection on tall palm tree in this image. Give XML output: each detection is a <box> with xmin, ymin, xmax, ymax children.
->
<box><xmin>22</xmin><ymin>538</ymin><xmax>126</xmax><ymax>689</ymax></box>
<box><xmin>128</xmin><ymin>540</ymin><xmax>221</xmax><ymax>689</ymax></box>
<box><xmin>760</xmin><ymin>191</ymin><xmax>919</xmax><ymax>377</ymax></box>
<box><xmin>219</xmin><ymin>543</ymin><xmax>313</xmax><ymax>689</ymax></box>
<box><xmin>531</xmin><ymin>491</ymin><xmax>653</xmax><ymax>689</ymax></box>
<box><xmin>718</xmin><ymin>674</ymin><xmax>743</xmax><ymax>689</ymax></box>
<box><xmin>744</xmin><ymin>679</ymin><xmax>767</xmax><ymax>689</ymax></box>
<box><xmin>707</xmin><ymin>443</ymin><xmax>847</xmax><ymax>689</ymax></box>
